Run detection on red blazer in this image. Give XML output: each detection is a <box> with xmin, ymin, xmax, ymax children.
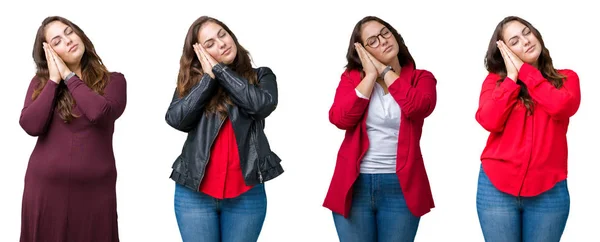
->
<box><xmin>323</xmin><ymin>63</ymin><xmax>437</xmax><ymax>218</ymax></box>
<box><xmin>476</xmin><ymin>63</ymin><xmax>580</xmax><ymax>196</ymax></box>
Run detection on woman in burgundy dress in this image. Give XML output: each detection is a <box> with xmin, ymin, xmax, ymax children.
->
<box><xmin>19</xmin><ymin>16</ymin><xmax>126</xmax><ymax>242</ymax></box>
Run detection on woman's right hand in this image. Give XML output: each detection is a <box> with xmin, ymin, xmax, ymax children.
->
<box><xmin>497</xmin><ymin>41</ymin><xmax>518</xmax><ymax>82</ymax></box>
<box><xmin>193</xmin><ymin>43</ymin><xmax>215</xmax><ymax>79</ymax></box>
<box><xmin>355</xmin><ymin>43</ymin><xmax>377</xmax><ymax>79</ymax></box>
<box><xmin>43</xmin><ymin>43</ymin><xmax>61</xmax><ymax>84</ymax></box>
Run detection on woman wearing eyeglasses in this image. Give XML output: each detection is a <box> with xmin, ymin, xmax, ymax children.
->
<box><xmin>323</xmin><ymin>16</ymin><xmax>437</xmax><ymax>242</ymax></box>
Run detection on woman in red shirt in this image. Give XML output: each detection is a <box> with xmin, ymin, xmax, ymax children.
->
<box><xmin>476</xmin><ymin>16</ymin><xmax>580</xmax><ymax>242</ymax></box>
<box><xmin>323</xmin><ymin>16</ymin><xmax>437</xmax><ymax>242</ymax></box>
<box><xmin>165</xmin><ymin>16</ymin><xmax>283</xmax><ymax>242</ymax></box>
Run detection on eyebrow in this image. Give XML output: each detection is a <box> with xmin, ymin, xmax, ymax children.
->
<box><xmin>50</xmin><ymin>26</ymin><xmax>71</xmax><ymax>42</ymax></box>
<box><xmin>366</xmin><ymin>27</ymin><xmax>387</xmax><ymax>40</ymax></box>
<box><xmin>202</xmin><ymin>28</ymin><xmax>224</xmax><ymax>45</ymax></box>
<box><xmin>508</xmin><ymin>26</ymin><xmax>529</xmax><ymax>42</ymax></box>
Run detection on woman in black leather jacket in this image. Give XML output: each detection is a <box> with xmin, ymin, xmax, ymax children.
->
<box><xmin>165</xmin><ymin>16</ymin><xmax>283</xmax><ymax>242</ymax></box>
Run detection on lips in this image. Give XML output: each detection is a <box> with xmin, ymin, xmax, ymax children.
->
<box><xmin>68</xmin><ymin>44</ymin><xmax>78</xmax><ymax>53</ymax></box>
<box><xmin>526</xmin><ymin>45</ymin><xmax>535</xmax><ymax>53</ymax></box>
<box><xmin>222</xmin><ymin>47</ymin><xmax>231</xmax><ymax>55</ymax></box>
<box><xmin>383</xmin><ymin>45</ymin><xmax>393</xmax><ymax>53</ymax></box>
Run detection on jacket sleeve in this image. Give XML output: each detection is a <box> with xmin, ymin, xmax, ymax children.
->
<box><xmin>212</xmin><ymin>64</ymin><xmax>278</xmax><ymax>120</ymax></box>
<box><xmin>518</xmin><ymin>64</ymin><xmax>580</xmax><ymax>120</ymax></box>
<box><xmin>66</xmin><ymin>73</ymin><xmax>127</xmax><ymax>125</ymax></box>
<box><xmin>475</xmin><ymin>73</ymin><xmax>521</xmax><ymax>132</ymax></box>
<box><xmin>388</xmin><ymin>70</ymin><xmax>437</xmax><ymax>120</ymax></box>
<box><xmin>165</xmin><ymin>74</ymin><xmax>218</xmax><ymax>132</ymax></box>
<box><xmin>19</xmin><ymin>77</ymin><xmax>59</xmax><ymax>136</ymax></box>
<box><xmin>328</xmin><ymin>71</ymin><xmax>370</xmax><ymax>130</ymax></box>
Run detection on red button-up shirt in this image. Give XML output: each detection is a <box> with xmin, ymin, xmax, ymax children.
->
<box><xmin>199</xmin><ymin>118</ymin><xmax>253</xmax><ymax>199</ymax></box>
<box><xmin>323</xmin><ymin>63</ymin><xmax>437</xmax><ymax>218</ymax></box>
<box><xmin>476</xmin><ymin>63</ymin><xmax>580</xmax><ymax>197</ymax></box>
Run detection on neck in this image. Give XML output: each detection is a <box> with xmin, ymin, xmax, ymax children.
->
<box><xmin>67</xmin><ymin>62</ymin><xmax>82</xmax><ymax>77</ymax></box>
<box><xmin>387</xmin><ymin>57</ymin><xmax>402</xmax><ymax>74</ymax></box>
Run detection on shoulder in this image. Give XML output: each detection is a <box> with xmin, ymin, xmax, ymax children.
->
<box><xmin>483</xmin><ymin>72</ymin><xmax>502</xmax><ymax>83</ymax></box>
<box><xmin>557</xmin><ymin>69</ymin><xmax>578</xmax><ymax>80</ymax></box>
<box><xmin>256</xmin><ymin>66</ymin><xmax>275</xmax><ymax>77</ymax></box>
<box><xmin>108</xmin><ymin>72</ymin><xmax>127</xmax><ymax>83</ymax></box>
<box><xmin>109</xmin><ymin>71</ymin><xmax>125</xmax><ymax>80</ymax></box>
<box><xmin>340</xmin><ymin>68</ymin><xmax>361</xmax><ymax>83</ymax></box>
<box><xmin>414</xmin><ymin>68</ymin><xmax>435</xmax><ymax>79</ymax></box>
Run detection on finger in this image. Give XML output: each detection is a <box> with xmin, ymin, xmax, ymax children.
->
<box><xmin>43</xmin><ymin>43</ymin><xmax>51</xmax><ymax>63</ymax></box>
<box><xmin>355</xmin><ymin>44</ymin><xmax>369</xmax><ymax>66</ymax></box>
<box><xmin>359</xmin><ymin>45</ymin><xmax>376</xmax><ymax>66</ymax></box>
<box><xmin>48</xmin><ymin>46</ymin><xmax>62</xmax><ymax>63</ymax></box>
<box><xmin>499</xmin><ymin>42</ymin><xmax>518</xmax><ymax>67</ymax></box>
<box><xmin>497</xmin><ymin>42</ymin><xmax>511</xmax><ymax>65</ymax></box>
<box><xmin>354</xmin><ymin>43</ymin><xmax>365</xmax><ymax>61</ymax></box>
<box><xmin>193</xmin><ymin>44</ymin><xmax>202</xmax><ymax>59</ymax></box>
<box><xmin>198</xmin><ymin>44</ymin><xmax>213</xmax><ymax>64</ymax></box>
<box><xmin>45</xmin><ymin>44</ymin><xmax>57</xmax><ymax>67</ymax></box>
<box><xmin>200</xmin><ymin>45</ymin><xmax>216</xmax><ymax>66</ymax></box>
<box><xmin>194</xmin><ymin>44</ymin><xmax>209</xmax><ymax>70</ymax></box>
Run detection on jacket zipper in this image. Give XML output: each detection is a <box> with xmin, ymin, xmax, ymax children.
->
<box><xmin>255</xmin><ymin>122</ymin><xmax>264</xmax><ymax>183</ymax></box>
<box><xmin>197</xmin><ymin>116</ymin><xmax>227</xmax><ymax>191</ymax></box>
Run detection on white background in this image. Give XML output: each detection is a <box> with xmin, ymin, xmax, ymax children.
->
<box><xmin>1</xmin><ymin>0</ymin><xmax>598</xmax><ymax>241</ymax></box>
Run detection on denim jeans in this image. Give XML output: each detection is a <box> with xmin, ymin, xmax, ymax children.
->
<box><xmin>174</xmin><ymin>183</ymin><xmax>267</xmax><ymax>242</ymax></box>
<box><xmin>332</xmin><ymin>173</ymin><xmax>421</xmax><ymax>242</ymax></box>
<box><xmin>476</xmin><ymin>166</ymin><xmax>570</xmax><ymax>242</ymax></box>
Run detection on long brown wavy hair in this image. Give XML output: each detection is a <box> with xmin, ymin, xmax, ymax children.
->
<box><xmin>177</xmin><ymin>16</ymin><xmax>257</xmax><ymax>118</ymax></box>
<box><xmin>485</xmin><ymin>16</ymin><xmax>565</xmax><ymax>114</ymax></box>
<box><xmin>346</xmin><ymin>16</ymin><xmax>415</xmax><ymax>71</ymax></box>
<box><xmin>32</xmin><ymin>16</ymin><xmax>109</xmax><ymax>123</ymax></box>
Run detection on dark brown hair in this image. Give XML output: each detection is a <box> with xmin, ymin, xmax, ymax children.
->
<box><xmin>32</xmin><ymin>16</ymin><xmax>109</xmax><ymax>123</ymax></box>
<box><xmin>345</xmin><ymin>16</ymin><xmax>415</xmax><ymax>71</ymax></box>
<box><xmin>485</xmin><ymin>16</ymin><xmax>565</xmax><ymax>114</ymax></box>
<box><xmin>177</xmin><ymin>16</ymin><xmax>256</xmax><ymax>118</ymax></box>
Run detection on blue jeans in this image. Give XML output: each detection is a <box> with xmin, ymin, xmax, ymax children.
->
<box><xmin>332</xmin><ymin>173</ymin><xmax>420</xmax><ymax>242</ymax></box>
<box><xmin>476</xmin><ymin>167</ymin><xmax>570</xmax><ymax>242</ymax></box>
<box><xmin>174</xmin><ymin>183</ymin><xmax>267</xmax><ymax>242</ymax></box>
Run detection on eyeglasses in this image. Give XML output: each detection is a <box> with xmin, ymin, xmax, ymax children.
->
<box><xmin>365</xmin><ymin>28</ymin><xmax>392</xmax><ymax>48</ymax></box>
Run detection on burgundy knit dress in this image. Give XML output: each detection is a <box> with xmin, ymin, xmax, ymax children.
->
<box><xmin>19</xmin><ymin>72</ymin><xmax>127</xmax><ymax>242</ymax></box>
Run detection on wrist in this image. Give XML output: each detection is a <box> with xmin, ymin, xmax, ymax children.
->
<box><xmin>64</xmin><ymin>72</ymin><xmax>77</xmax><ymax>84</ymax></box>
<box><xmin>364</xmin><ymin>72</ymin><xmax>377</xmax><ymax>80</ymax></box>
<box><xmin>379</xmin><ymin>66</ymin><xmax>393</xmax><ymax>80</ymax></box>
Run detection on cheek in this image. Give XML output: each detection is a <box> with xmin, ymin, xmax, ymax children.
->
<box><xmin>207</xmin><ymin>49</ymin><xmax>221</xmax><ymax>60</ymax></box>
<box><xmin>508</xmin><ymin>46</ymin><xmax>521</xmax><ymax>55</ymax></box>
<box><xmin>55</xmin><ymin>47</ymin><xmax>69</xmax><ymax>59</ymax></box>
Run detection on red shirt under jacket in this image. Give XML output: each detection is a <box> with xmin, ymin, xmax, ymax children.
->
<box><xmin>199</xmin><ymin>118</ymin><xmax>253</xmax><ymax>199</ymax></box>
<box><xmin>476</xmin><ymin>63</ymin><xmax>580</xmax><ymax>197</ymax></box>
<box><xmin>323</xmin><ymin>63</ymin><xmax>437</xmax><ymax>218</ymax></box>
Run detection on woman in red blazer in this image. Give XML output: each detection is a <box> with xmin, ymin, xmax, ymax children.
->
<box><xmin>323</xmin><ymin>16</ymin><xmax>437</xmax><ymax>242</ymax></box>
<box><xmin>476</xmin><ymin>16</ymin><xmax>580</xmax><ymax>242</ymax></box>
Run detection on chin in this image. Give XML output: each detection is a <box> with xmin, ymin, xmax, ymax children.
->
<box><xmin>222</xmin><ymin>57</ymin><xmax>235</xmax><ymax>65</ymax></box>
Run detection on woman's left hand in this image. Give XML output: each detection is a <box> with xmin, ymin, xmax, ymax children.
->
<box><xmin>47</xmin><ymin>45</ymin><xmax>73</xmax><ymax>80</ymax></box>
<box><xmin>498</xmin><ymin>41</ymin><xmax>524</xmax><ymax>72</ymax></box>
<box><xmin>196</xmin><ymin>44</ymin><xmax>219</xmax><ymax>68</ymax></box>
<box><xmin>360</xmin><ymin>45</ymin><xmax>387</xmax><ymax>75</ymax></box>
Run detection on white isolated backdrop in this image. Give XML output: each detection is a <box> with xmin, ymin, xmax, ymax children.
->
<box><xmin>0</xmin><ymin>0</ymin><xmax>598</xmax><ymax>241</ymax></box>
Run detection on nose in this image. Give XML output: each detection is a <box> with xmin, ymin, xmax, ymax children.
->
<box><xmin>378</xmin><ymin>35</ymin><xmax>388</xmax><ymax>47</ymax></box>
<box><xmin>522</xmin><ymin>36</ymin><xmax>531</xmax><ymax>46</ymax></box>
<box><xmin>65</xmin><ymin>36</ymin><xmax>73</xmax><ymax>46</ymax></box>
<box><xmin>216</xmin><ymin>39</ymin><xmax>226</xmax><ymax>49</ymax></box>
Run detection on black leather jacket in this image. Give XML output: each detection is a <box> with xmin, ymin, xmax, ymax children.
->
<box><xmin>165</xmin><ymin>63</ymin><xmax>283</xmax><ymax>191</ymax></box>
